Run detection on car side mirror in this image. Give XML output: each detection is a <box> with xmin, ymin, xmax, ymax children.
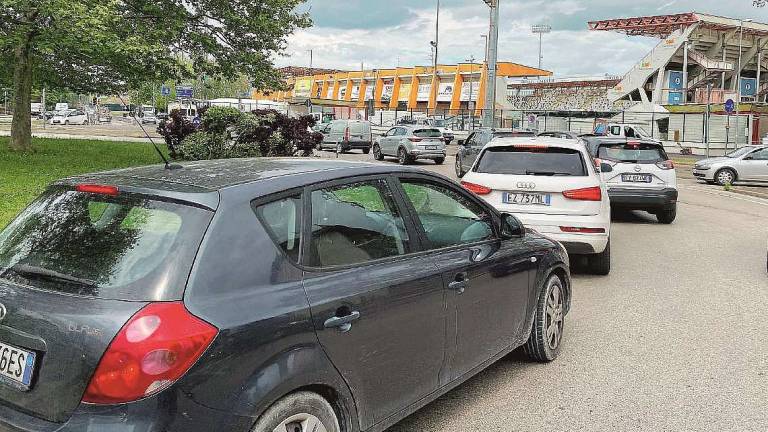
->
<box><xmin>458</xmin><ymin>139</ymin><xmax>466</xmax><ymax>146</ymax></box>
<box><xmin>743</xmin><ymin>155</ymin><xmax>753</xmax><ymax>160</ymax></box>
<box><xmin>500</xmin><ymin>212</ymin><xmax>524</xmax><ymax>239</ymax></box>
<box><xmin>600</xmin><ymin>162</ymin><xmax>613</xmax><ymax>173</ymax></box>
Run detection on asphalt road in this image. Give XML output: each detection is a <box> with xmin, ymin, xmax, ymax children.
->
<box><xmin>315</xmin><ymin>148</ymin><xmax>768</xmax><ymax>432</ymax></box>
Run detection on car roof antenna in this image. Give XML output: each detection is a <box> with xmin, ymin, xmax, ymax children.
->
<box><xmin>117</xmin><ymin>94</ymin><xmax>182</xmax><ymax>170</ymax></box>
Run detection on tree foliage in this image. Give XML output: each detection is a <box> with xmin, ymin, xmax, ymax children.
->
<box><xmin>1</xmin><ymin>0</ymin><xmax>311</xmax><ymax>151</ymax></box>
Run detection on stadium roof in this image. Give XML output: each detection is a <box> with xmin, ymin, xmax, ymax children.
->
<box><xmin>588</xmin><ymin>12</ymin><xmax>768</xmax><ymax>38</ymax></box>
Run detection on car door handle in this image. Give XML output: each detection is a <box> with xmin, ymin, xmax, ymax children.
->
<box><xmin>324</xmin><ymin>311</ymin><xmax>361</xmax><ymax>332</ymax></box>
<box><xmin>448</xmin><ymin>272</ymin><xmax>469</xmax><ymax>294</ymax></box>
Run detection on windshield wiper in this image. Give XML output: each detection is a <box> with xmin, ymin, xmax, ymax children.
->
<box><xmin>525</xmin><ymin>170</ymin><xmax>571</xmax><ymax>176</ymax></box>
<box><xmin>3</xmin><ymin>264</ymin><xmax>97</xmax><ymax>287</ymax></box>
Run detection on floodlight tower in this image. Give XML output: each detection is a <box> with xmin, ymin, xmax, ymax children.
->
<box><xmin>531</xmin><ymin>24</ymin><xmax>552</xmax><ymax>70</ymax></box>
<box><xmin>481</xmin><ymin>0</ymin><xmax>499</xmax><ymax>127</ymax></box>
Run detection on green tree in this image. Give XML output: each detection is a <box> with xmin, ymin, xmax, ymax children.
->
<box><xmin>1</xmin><ymin>0</ymin><xmax>311</xmax><ymax>152</ymax></box>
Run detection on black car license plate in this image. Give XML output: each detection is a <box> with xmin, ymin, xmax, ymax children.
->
<box><xmin>0</xmin><ymin>340</ymin><xmax>36</xmax><ymax>387</ymax></box>
<box><xmin>621</xmin><ymin>174</ymin><xmax>652</xmax><ymax>183</ymax></box>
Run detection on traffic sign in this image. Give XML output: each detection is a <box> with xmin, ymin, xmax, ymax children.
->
<box><xmin>161</xmin><ymin>85</ymin><xmax>171</xmax><ymax>97</ymax></box>
<box><xmin>176</xmin><ymin>85</ymin><xmax>194</xmax><ymax>99</ymax></box>
<box><xmin>724</xmin><ymin>99</ymin><xmax>735</xmax><ymax>114</ymax></box>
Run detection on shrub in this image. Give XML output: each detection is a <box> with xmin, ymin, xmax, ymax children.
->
<box><xmin>202</xmin><ymin>106</ymin><xmax>243</xmax><ymax>135</ymax></box>
<box><xmin>157</xmin><ymin>110</ymin><xmax>197</xmax><ymax>158</ymax></box>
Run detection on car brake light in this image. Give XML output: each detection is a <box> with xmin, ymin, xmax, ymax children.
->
<box><xmin>461</xmin><ymin>181</ymin><xmax>492</xmax><ymax>195</ymax></box>
<box><xmin>408</xmin><ymin>137</ymin><xmax>423</xmax><ymax>142</ymax></box>
<box><xmin>562</xmin><ymin>186</ymin><xmax>602</xmax><ymax>201</ymax></box>
<box><xmin>560</xmin><ymin>226</ymin><xmax>606</xmax><ymax>234</ymax></box>
<box><xmin>656</xmin><ymin>160</ymin><xmax>675</xmax><ymax>170</ymax></box>
<box><xmin>76</xmin><ymin>184</ymin><xmax>119</xmax><ymax>196</ymax></box>
<box><xmin>82</xmin><ymin>302</ymin><xmax>218</xmax><ymax>404</ymax></box>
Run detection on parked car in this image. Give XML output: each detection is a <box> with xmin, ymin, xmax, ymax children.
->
<box><xmin>316</xmin><ymin>119</ymin><xmax>373</xmax><ymax>154</ymax></box>
<box><xmin>590</xmin><ymin>138</ymin><xmax>678</xmax><ymax>224</ymax></box>
<box><xmin>693</xmin><ymin>145</ymin><xmax>768</xmax><ymax>186</ymax></box>
<box><xmin>460</xmin><ymin>137</ymin><xmax>612</xmax><ymax>274</ymax></box>
<box><xmin>0</xmin><ymin>158</ymin><xmax>570</xmax><ymax>432</ymax></box>
<box><xmin>537</xmin><ymin>131</ymin><xmax>580</xmax><ymax>140</ymax></box>
<box><xmin>38</xmin><ymin>111</ymin><xmax>56</xmax><ymax>121</ymax></box>
<box><xmin>455</xmin><ymin>128</ymin><xmax>536</xmax><ymax>177</ymax></box>
<box><xmin>373</xmin><ymin>126</ymin><xmax>447</xmax><ymax>165</ymax></box>
<box><xmin>595</xmin><ymin>122</ymin><xmax>661</xmax><ymax>144</ymax></box>
<box><xmin>49</xmin><ymin>109</ymin><xmax>89</xmax><ymax>125</ymax></box>
<box><xmin>415</xmin><ymin>118</ymin><xmax>455</xmax><ymax>144</ymax></box>
<box><xmin>140</xmin><ymin>113</ymin><xmax>158</xmax><ymax>124</ymax></box>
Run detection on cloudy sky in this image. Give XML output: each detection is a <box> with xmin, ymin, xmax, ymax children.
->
<box><xmin>276</xmin><ymin>0</ymin><xmax>764</xmax><ymax>77</ymax></box>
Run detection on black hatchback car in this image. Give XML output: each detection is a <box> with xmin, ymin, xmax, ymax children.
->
<box><xmin>0</xmin><ymin>159</ymin><xmax>571</xmax><ymax>432</ymax></box>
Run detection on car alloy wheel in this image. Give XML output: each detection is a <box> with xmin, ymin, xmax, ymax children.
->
<box><xmin>373</xmin><ymin>145</ymin><xmax>383</xmax><ymax>160</ymax></box>
<box><xmin>273</xmin><ymin>413</ymin><xmax>328</xmax><ymax>432</ymax></box>
<box><xmin>716</xmin><ymin>169</ymin><xmax>735</xmax><ymax>186</ymax></box>
<box><xmin>398</xmin><ymin>148</ymin><xmax>408</xmax><ymax>165</ymax></box>
<box><xmin>545</xmin><ymin>283</ymin><xmax>564</xmax><ymax>350</ymax></box>
<box><xmin>455</xmin><ymin>157</ymin><xmax>464</xmax><ymax>177</ymax></box>
<box><xmin>336</xmin><ymin>143</ymin><xmax>343</xmax><ymax>154</ymax></box>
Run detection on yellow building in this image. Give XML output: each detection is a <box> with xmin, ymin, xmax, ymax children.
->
<box><xmin>253</xmin><ymin>62</ymin><xmax>551</xmax><ymax>113</ymax></box>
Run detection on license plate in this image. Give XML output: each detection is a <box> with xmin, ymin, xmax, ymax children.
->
<box><xmin>503</xmin><ymin>192</ymin><xmax>551</xmax><ymax>206</ymax></box>
<box><xmin>621</xmin><ymin>174</ymin><xmax>652</xmax><ymax>183</ymax></box>
<box><xmin>425</xmin><ymin>145</ymin><xmax>438</xmax><ymax>150</ymax></box>
<box><xmin>0</xmin><ymin>340</ymin><xmax>36</xmax><ymax>387</ymax></box>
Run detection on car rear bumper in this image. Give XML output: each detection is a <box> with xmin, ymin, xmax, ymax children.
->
<box><xmin>410</xmin><ymin>149</ymin><xmax>446</xmax><ymax>160</ymax></box>
<box><xmin>608</xmin><ymin>187</ymin><xmax>678</xmax><ymax>209</ymax></box>
<box><xmin>517</xmin><ymin>213</ymin><xmax>610</xmax><ymax>255</ymax></box>
<box><xmin>340</xmin><ymin>141</ymin><xmax>372</xmax><ymax>150</ymax></box>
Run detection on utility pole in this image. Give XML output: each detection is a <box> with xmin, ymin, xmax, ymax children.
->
<box><xmin>307</xmin><ymin>49</ymin><xmax>313</xmax><ymax>75</ymax></box>
<box><xmin>735</xmin><ymin>19</ymin><xmax>752</xmax><ymax>147</ymax></box>
<box><xmin>482</xmin><ymin>0</ymin><xmax>499</xmax><ymax>127</ymax></box>
<box><xmin>531</xmin><ymin>24</ymin><xmax>552</xmax><ymax>70</ymax></box>
<box><xmin>430</xmin><ymin>0</ymin><xmax>440</xmax><ymax>115</ymax></box>
<box><xmin>466</xmin><ymin>55</ymin><xmax>476</xmax><ymax>127</ymax></box>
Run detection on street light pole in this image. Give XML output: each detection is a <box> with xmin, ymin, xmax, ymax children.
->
<box><xmin>482</xmin><ymin>0</ymin><xmax>499</xmax><ymax>128</ymax></box>
<box><xmin>430</xmin><ymin>0</ymin><xmax>440</xmax><ymax>117</ymax></box>
<box><xmin>531</xmin><ymin>24</ymin><xmax>552</xmax><ymax>70</ymax></box>
<box><xmin>735</xmin><ymin>19</ymin><xmax>752</xmax><ymax>147</ymax></box>
<box><xmin>481</xmin><ymin>34</ymin><xmax>489</xmax><ymax>64</ymax></box>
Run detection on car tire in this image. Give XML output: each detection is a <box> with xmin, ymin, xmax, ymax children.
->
<box><xmin>588</xmin><ymin>239</ymin><xmax>611</xmax><ymax>275</ymax></box>
<box><xmin>362</xmin><ymin>147</ymin><xmax>371</xmax><ymax>154</ymax></box>
<box><xmin>656</xmin><ymin>204</ymin><xmax>677</xmax><ymax>224</ymax></box>
<box><xmin>523</xmin><ymin>273</ymin><xmax>566</xmax><ymax>362</ymax></box>
<box><xmin>316</xmin><ymin>142</ymin><xmax>323</xmax><ymax>151</ymax></box>
<box><xmin>434</xmin><ymin>157</ymin><xmax>445</xmax><ymax>165</ymax></box>
<box><xmin>64</xmin><ymin>120</ymin><xmax>69</xmax><ymax>125</ymax></box>
<box><xmin>373</xmin><ymin>144</ymin><xmax>384</xmax><ymax>161</ymax></box>
<box><xmin>715</xmin><ymin>168</ymin><xmax>737</xmax><ymax>186</ymax></box>
<box><xmin>398</xmin><ymin>147</ymin><xmax>411</xmax><ymax>165</ymax></box>
<box><xmin>455</xmin><ymin>156</ymin><xmax>465</xmax><ymax>178</ymax></box>
<box><xmin>336</xmin><ymin>143</ymin><xmax>344</xmax><ymax>154</ymax></box>
<box><xmin>251</xmin><ymin>391</ymin><xmax>340</xmax><ymax>432</ymax></box>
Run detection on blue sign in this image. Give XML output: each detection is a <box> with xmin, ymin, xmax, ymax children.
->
<box><xmin>176</xmin><ymin>85</ymin><xmax>194</xmax><ymax>99</ymax></box>
<box><xmin>741</xmin><ymin>78</ymin><xmax>757</xmax><ymax>97</ymax></box>
<box><xmin>160</xmin><ymin>85</ymin><xmax>171</xmax><ymax>96</ymax></box>
<box><xmin>725</xmin><ymin>98</ymin><xmax>735</xmax><ymax>114</ymax></box>
<box><xmin>668</xmin><ymin>71</ymin><xmax>684</xmax><ymax>90</ymax></box>
<box><xmin>668</xmin><ymin>92</ymin><xmax>683</xmax><ymax>105</ymax></box>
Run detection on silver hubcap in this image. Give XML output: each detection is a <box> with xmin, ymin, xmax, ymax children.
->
<box><xmin>718</xmin><ymin>171</ymin><xmax>733</xmax><ymax>184</ymax></box>
<box><xmin>545</xmin><ymin>283</ymin><xmax>564</xmax><ymax>350</ymax></box>
<box><xmin>272</xmin><ymin>413</ymin><xmax>327</xmax><ymax>432</ymax></box>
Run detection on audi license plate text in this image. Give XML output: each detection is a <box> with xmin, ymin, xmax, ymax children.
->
<box><xmin>0</xmin><ymin>340</ymin><xmax>36</xmax><ymax>387</ymax></box>
<box><xmin>503</xmin><ymin>192</ymin><xmax>551</xmax><ymax>206</ymax></box>
<box><xmin>621</xmin><ymin>174</ymin><xmax>652</xmax><ymax>183</ymax></box>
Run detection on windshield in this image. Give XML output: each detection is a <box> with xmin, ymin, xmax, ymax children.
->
<box><xmin>431</xmin><ymin>119</ymin><xmax>446</xmax><ymax>127</ymax></box>
<box><xmin>725</xmin><ymin>147</ymin><xmax>756</xmax><ymax>158</ymax></box>
<box><xmin>413</xmin><ymin>129</ymin><xmax>443</xmax><ymax>138</ymax></box>
<box><xmin>598</xmin><ymin>143</ymin><xmax>667</xmax><ymax>163</ymax></box>
<box><xmin>476</xmin><ymin>147</ymin><xmax>587</xmax><ymax>176</ymax></box>
<box><xmin>0</xmin><ymin>188</ymin><xmax>213</xmax><ymax>301</ymax></box>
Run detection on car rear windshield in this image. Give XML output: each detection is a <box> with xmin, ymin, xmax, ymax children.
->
<box><xmin>597</xmin><ymin>143</ymin><xmax>667</xmax><ymax>163</ymax></box>
<box><xmin>475</xmin><ymin>146</ymin><xmax>587</xmax><ymax>176</ymax></box>
<box><xmin>0</xmin><ymin>188</ymin><xmax>213</xmax><ymax>301</ymax></box>
<box><xmin>413</xmin><ymin>129</ymin><xmax>443</xmax><ymax>138</ymax></box>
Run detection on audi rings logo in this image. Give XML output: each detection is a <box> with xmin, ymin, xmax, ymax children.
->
<box><xmin>0</xmin><ymin>303</ymin><xmax>6</xmax><ymax>322</ymax></box>
<box><xmin>516</xmin><ymin>182</ymin><xmax>536</xmax><ymax>189</ymax></box>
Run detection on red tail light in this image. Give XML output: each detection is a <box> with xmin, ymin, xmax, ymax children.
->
<box><xmin>83</xmin><ymin>302</ymin><xmax>218</xmax><ymax>404</ymax></box>
<box><xmin>408</xmin><ymin>137</ymin><xmax>423</xmax><ymax>142</ymax></box>
<box><xmin>461</xmin><ymin>181</ymin><xmax>492</xmax><ymax>195</ymax></box>
<box><xmin>656</xmin><ymin>160</ymin><xmax>675</xmax><ymax>170</ymax></box>
<box><xmin>562</xmin><ymin>186</ymin><xmax>602</xmax><ymax>201</ymax></box>
<box><xmin>560</xmin><ymin>226</ymin><xmax>606</xmax><ymax>234</ymax></box>
<box><xmin>76</xmin><ymin>184</ymin><xmax>119</xmax><ymax>196</ymax></box>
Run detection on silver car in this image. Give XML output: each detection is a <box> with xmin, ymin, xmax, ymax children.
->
<box><xmin>693</xmin><ymin>146</ymin><xmax>768</xmax><ymax>185</ymax></box>
<box><xmin>373</xmin><ymin>126</ymin><xmax>446</xmax><ymax>165</ymax></box>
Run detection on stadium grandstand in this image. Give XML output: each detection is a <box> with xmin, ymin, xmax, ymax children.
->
<box><xmin>505</xmin><ymin>76</ymin><xmax>635</xmax><ymax>113</ymax></box>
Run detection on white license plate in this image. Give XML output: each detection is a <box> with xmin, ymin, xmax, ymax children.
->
<box><xmin>622</xmin><ymin>174</ymin><xmax>652</xmax><ymax>183</ymax></box>
<box><xmin>425</xmin><ymin>145</ymin><xmax>438</xmax><ymax>150</ymax></box>
<box><xmin>0</xmin><ymin>340</ymin><xmax>36</xmax><ymax>387</ymax></box>
<box><xmin>503</xmin><ymin>192</ymin><xmax>551</xmax><ymax>206</ymax></box>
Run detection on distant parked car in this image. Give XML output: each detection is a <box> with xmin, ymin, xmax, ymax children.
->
<box><xmin>693</xmin><ymin>145</ymin><xmax>768</xmax><ymax>186</ymax></box>
<box><xmin>455</xmin><ymin>128</ymin><xmax>536</xmax><ymax>177</ymax></box>
<box><xmin>140</xmin><ymin>113</ymin><xmax>158</xmax><ymax>125</ymax></box>
<box><xmin>415</xmin><ymin>118</ymin><xmax>455</xmax><ymax>144</ymax></box>
<box><xmin>373</xmin><ymin>126</ymin><xmax>446</xmax><ymax>165</ymax></box>
<box><xmin>316</xmin><ymin>119</ymin><xmax>373</xmax><ymax>154</ymax></box>
<box><xmin>537</xmin><ymin>131</ymin><xmax>580</xmax><ymax>140</ymax></box>
<box><xmin>50</xmin><ymin>110</ymin><xmax>89</xmax><ymax>125</ymax></box>
<box><xmin>0</xmin><ymin>159</ymin><xmax>570</xmax><ymax>432</ymax></box>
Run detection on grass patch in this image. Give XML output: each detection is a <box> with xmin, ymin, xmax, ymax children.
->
<box><xmin>0</xmin><ymin>137</ymin><xmax>167</xmax><ymax>228</ymax></box>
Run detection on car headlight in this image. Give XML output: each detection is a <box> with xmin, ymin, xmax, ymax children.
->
<box><xmin>695</xmin><ymin>165</ymin><xmax>711</xmax><ymax>170</ymax></box>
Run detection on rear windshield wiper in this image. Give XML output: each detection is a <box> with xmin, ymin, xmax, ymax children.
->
<box><xmin>3</xmin><ymin>263</ymin><xmax>97</xmax><ymax>287</ymax></box>
<box><xmin>525</xmin><ymin>170</ymin><xmax>571</xmax><ymax>176</ymax></box>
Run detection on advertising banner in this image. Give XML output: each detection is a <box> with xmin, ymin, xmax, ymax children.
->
<box><xmin>350</xmin><ymin>85</ymin><xmax>360</xmax><ymax>100</ymax></box>
<box><xmin>325</xmin><ymin>86</ymin><xmax>334</xmax><ymax>99</ymax></box>
<box><xmin>293</xmin><ymin>79</ymin><xmax>312</xmax><ymax>97</ymax></box>
<box><xmin>668</xmin><ymin>71</ymin><xmax>683</xmax><ymax>90</ymax></box>
<box><xmin>436</xmin><ymin>83</ymin><xmax>454</xmax><ymax>102</ymax></box>
<box><xmin>460</xmin><ymin>82</ymin><xmax>480</xmax><ymax>101</ymax></box>
<box><xmin>417</xmin><ymin>84</ymin><xmax>432</xmax><ymax>101</ymax></box>
<box><xmin>382</xmin><ymin>83</ymin><xmax>395</xmax><ymax>101</ymax></box>
<box><xmin>398</xmin><ymin>83</ymin><xmax>412</xmax><ymax>101</ymax></box>
<box><xmin>364</xmin><ymin>85</ymin><xmax>375</xmax><ymax>101</ymax></box>
<box><xmin>741</xmin><ymin>78</ymin><xmax>757</xmax><ymax>97</ymax></box>
<box><xmin>339</xmin><ymin>87</ymin><xmax>347</xmax><ymax>100</ymax></box>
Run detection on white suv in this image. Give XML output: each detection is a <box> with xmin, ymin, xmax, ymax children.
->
<box><xmin>593</xmin><ymin>139</ymin><xmax>678</xmax><ymax>224</ymax></box>
<box><xmin>461</xmin><ymin>137</ymin><xmax>611</xmax><ymax>275</ymax></box>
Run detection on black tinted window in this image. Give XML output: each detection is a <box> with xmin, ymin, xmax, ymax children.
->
<box><xmin>413</xmin><ymin>129</ymin><xmax>442</xmax><ymax>138</ymax></box>
<box><xmin>0</xmin><ymin>189</ymin><xmax>212</xmax><ymax>301</ymax></box>
<box><xmin>476</xmin><ymin>147</ymin><xmax>587</xmax><ymax>176</ymax></box>
<box><xmin>598</xmin><ymin>143</ymin><xmax>667</xmax><ymax>163</ymax></box>
<box><xmin>310</xmin><ymin>180</ymin><xmax>410</xmax><ymax>267</ymax></box>
<box><xmin>255</xmin><ymin>195</ymin><xmax>302</xmax><ymax>262</ymax></box>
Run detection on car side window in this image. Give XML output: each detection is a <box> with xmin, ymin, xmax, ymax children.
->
<box><xmin>309</xmin><ymin>179</ymin><xmax>411</xmax><ymax>267</ymax></box>
<box><xmin>386</xmin><ymin>128</ymin><xmax>397</xmax><ymax>137</ymax></box>
<box><xmin>396</xmin><ymin>128</ymin><xmax>407</xmax><ymax>136</ymax></box>
<box><xmin>472</xmin><ymin>132</ymin><xmax>486</xmax><ymax>148</ymax></box>
<box><xmin>400</xmin><ymin>180</ymin><xmax>494</xmax><ymax>249</ymax></box>
<box><xmin>749</xmin><ymin>148</ymin><xmax>768</xmax><ymax>160</ymax></box>
<box><xmin>254</xmin><ymin>194</ymin><xmax>303</xmax><ymax>262</ymax></box>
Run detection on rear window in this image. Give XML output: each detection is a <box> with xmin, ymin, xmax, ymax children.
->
<box><xmin>598</xmin><ymin>143</ymin><xmax>667</xmax><ymax>163</ymax></box>
<box><xmin>349</xmin><ymin>122</ymin><xmax>370</xmax><ymax>134</ymax></box>
<box><xmin>475</xmin><ymin>146</ymin><xmax>587</xmax><ymax>176</ymax></box>
<box><xmin>413</xmin><ymin>129</ymin><xmax>442</xmax><ymax>138</ymax></box>
<box><xmin>0</xmin><ymin>188</ymin><xmax>212</xmax><ymax>301</ymax></box>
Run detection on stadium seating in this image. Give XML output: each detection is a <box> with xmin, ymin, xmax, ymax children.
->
<box><xmin>506</xmin><ymin>81</ymin><xmax>635</xmax><ymax>112</ymax></box>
